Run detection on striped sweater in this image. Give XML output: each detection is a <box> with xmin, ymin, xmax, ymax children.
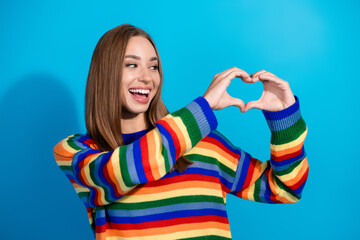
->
<box><xmin>53</xmin><ymin>96</ymin><xmax>308</xmax><ymax>240</ymax></box>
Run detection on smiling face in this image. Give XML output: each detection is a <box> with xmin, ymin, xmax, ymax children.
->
<box><xmin>120</xmin><ymin>36</ymin><xmax>161</xmax><ymax>116</ymax></box>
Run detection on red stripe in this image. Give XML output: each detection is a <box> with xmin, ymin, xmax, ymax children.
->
<box><xmin>144</xmin><ymin>173</ymin><xmax>219</xmax><ymax>187</ymax></box>
<box><xmin>290</xmin><ymin>167</ymin><xmax>309</xmax><ymax>191</ymax></box>
<box><xmin>110</xmin><ymin>215</ymin><xmax>229</xmax><ymax>230</ymax></box>
<box><xmin>102</xmin><ymin>155</ymin><xmax>123</xmax><ymax>198</ymax></box>
<box><xmin>271</xmin><ymin>148</ymin><xmax>303</xmax><ymax>162</ymax></box>
<box><xmin>157</xmin><ymin>119</ymin><xmax>181</xmax><ymax>159</ymax></box>
<box><xmin>140</xmin><ymin>135</ymin><xmax>155</xmax><ymax>182</ymax></box>
<box><xmin>203</xmin><ymin>136</ymin><xmax>240</xmax><ymax>159</ymax></box>
<box><xmin>96</xmin><ymin>222</ymin><xmax>110</xmax><ymax>233</ymax></box>
<box><xmin>241</xmin><ymin>157</ymin><xmax>256</xmax><ymax>190</ymax></box>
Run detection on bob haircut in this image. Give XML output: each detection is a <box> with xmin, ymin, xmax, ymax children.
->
<box><xmin>85</xmin><ymin>23</ymin><xmax>193</xmax><ymax>172</ymax></box>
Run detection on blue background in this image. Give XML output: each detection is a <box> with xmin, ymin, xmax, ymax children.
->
<box><xmin>1</xmin><ymin>0</ymin><xmax>359</xmax><ymax>239</ymax></box>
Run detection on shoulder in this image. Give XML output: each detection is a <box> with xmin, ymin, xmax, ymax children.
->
<box><xmin>185</xmin><ymin>129</ymin><xmax>242</xmax><ymax>162</ymax></box>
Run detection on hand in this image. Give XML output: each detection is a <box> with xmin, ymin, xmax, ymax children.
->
<box><xmin>203</xmin><ymin>67</ymin><xmax>296</xmax><ymax>112</ymax></box>
<box><xmin>244</xmin><ymin>70</ymin><xmax>295</xmax><ymax>112</ymax></box>
<box><xmin>203</xmin><ymin>67</ymin><xmax>250</xmax><ymax>111</ymax></box>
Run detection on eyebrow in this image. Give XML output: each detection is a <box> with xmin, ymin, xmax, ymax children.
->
<box><xmin>124</xmin><ymin>55</ymin><xmax>158</xmax><ymax>62</ymax></box>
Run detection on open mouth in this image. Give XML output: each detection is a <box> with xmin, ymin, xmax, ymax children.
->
<box><xmin>128</xmin><ymin>88</ymin><xmax>150</xmax><ymax>99</ymax></box>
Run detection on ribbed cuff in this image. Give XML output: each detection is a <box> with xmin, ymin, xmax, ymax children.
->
<box><xmin>183</xmin><ymin>96</ymin><xmax>218</xmax><ymax>139</ymax></box>
<box><xmin>262</xmin><ymin>96</ymin><xmax>307</xmax><ymax>145</ymax></box>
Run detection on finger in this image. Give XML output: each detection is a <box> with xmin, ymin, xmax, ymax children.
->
<box><xmin>216</xmin><ymin>67</ymin><xmax>250</xmax><ymax>83</ymax></box>
<box><xmin>257</xmin><ymin>73</ymin><xmax>287</xmax><ymax>85</ymax></box>
<box><xmin>250</xmin><ymin>70</ymin><xmax>267</xmax><ymax>78</ymax></box>
<box><xmin>223</xmin><ymin>69</ymin><xmax>252</xmax><ymax>84</ymax></box>
<box><xmin>244</xmin><ymin>100</ymin><xmax>263</xmax><ymax>112</ymax></box>
<box><xmin>228</xmin><ymin>96</ymin><xmax>245</xmax><ymax>112</ymax></box>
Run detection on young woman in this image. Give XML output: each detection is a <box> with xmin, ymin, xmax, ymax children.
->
<box><xmin>54</xmin><ymin>24</ymin><xmax>308</xmax><ymax>240</ymax></box>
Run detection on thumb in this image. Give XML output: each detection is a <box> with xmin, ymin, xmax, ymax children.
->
<box><xmin>229</xmin><ymin>96</ymin><xmax>245</xmax><ymax>112</ymax></box>
<box><xmin>244</xmin><ymin>100</ymin><xmax>263</xmax><ymax>112</ymax></box>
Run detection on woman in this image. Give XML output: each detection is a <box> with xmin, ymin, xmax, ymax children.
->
<box><xmin>54</xmin><ymin>24</ymin><xmax>308</xmax><ymax>240</ymax></box>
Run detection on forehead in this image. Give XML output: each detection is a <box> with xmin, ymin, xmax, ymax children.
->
<box><xmin>125</xmin><ymin>36</ymin><xmax>156</xmax><ymax>57</ymax></box>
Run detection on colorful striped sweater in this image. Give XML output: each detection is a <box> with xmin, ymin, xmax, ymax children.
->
<box><xmin>53</xmin><ymin>96</ymin><xmax>308</xmax><ymax>240</ymax></box>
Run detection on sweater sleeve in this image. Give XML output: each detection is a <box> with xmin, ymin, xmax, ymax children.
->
<box><xmin>213</xmin><ymin>96</ymin><xmax>308</xmax><ymax>203</ymax></box>
<box><xmin>53</xmin><ymin>97</ymin><xmax>218</xmax><ymax>208</ymax></box>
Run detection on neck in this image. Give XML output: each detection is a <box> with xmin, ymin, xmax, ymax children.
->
<box><xmin>121</xmin><ymin>110</ymin><xmax>148</xmax><ymax>134</ymax></box>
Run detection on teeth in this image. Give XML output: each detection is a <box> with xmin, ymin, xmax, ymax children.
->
<box><xmin>129</xmin><ymin>89</ymin><xmax>150</xmax><ymax>94</ymax></box>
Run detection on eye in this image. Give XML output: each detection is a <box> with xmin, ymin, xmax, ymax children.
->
<box><xmin>150</xmin><ymin>65</ymin><xmax>159</xmax><ymax>70</ymax></box>
<box><xmin>125</xmin><ymin>64</ymin><xmax>137</xmax><ymax>68</ymax></box>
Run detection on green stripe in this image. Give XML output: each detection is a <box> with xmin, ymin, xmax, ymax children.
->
<box><xmin>179</xmin><ymin>236</ymin><xmax>231</xmax><ymax>240</ymax></box>
<box><xmin>162</xmin><ymin>144</ymin><xmax>170</xmax><ymax>172</ymax></box>
<box><xmin>107</xmin><ymin>195</ymin><xmax>224</xmax><ymax>210</ymax></box>
<box><xmin>78</xmin><ymin>191</ymin><xmax>89</xmax><ymax>199</ymax></box>
<box><xmin>186</xmin><ymin>154</ymin><xmax>235</xmax><ymax>177</ymax></box>
<box><xmin>59</xmin><ymin>165</ymin><xmax>72</xmax><ymax>172</ymax></box>
<box><xmin>274</xmin><ymin>176</ymin><xmax>299</xmax><ymax>199</ymax></box>
<box><xmin>253</xmin><ymin>176</ymin><xmax>262</xmax><ymax>202</ymax></box>
<box><xmin>88</xmin><ymin>153</ymin><xmax>111</xmax><ymax>203</ymax></box>
<box><xmin>67</xmin><ymin>135</ymin><xmax>82</xmax><ymax>151</ymax></box>
<box><xmin>119</xmin><ymin>145</ymin><xmax>132</xmax><ymax>188</ymax></box>
<box><xmin>172</xmin><ymin>107</ymin><xmax>202</xmax><ymax>147</ymax></box>
<box><xmin>270</xmin><ymin>117</ymin><xmax>306</xmax><ymax>145</ymax></box>
<box><xmin>273</xmin><ymin>157</ymin><xmax>304</xmax><ymax>176</ymax></box>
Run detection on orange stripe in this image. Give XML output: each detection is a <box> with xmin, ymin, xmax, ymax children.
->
<box><xmin>53</xmin><ymin>141</ymin><xmax>74</xmax><ymax>161</ymax></box>
<box><xmin>196</xmin><ymin>141</ymin><xmax>238</xmax><ymax>166</ymax></box>
<box><xmin>104</xmin><ymin>150</ymin><xmax>125</xmax><ymax>197</ymax></box>
<box><xmin>283</xmin><ymin>158</ymin><xmax>309</xmax><ymax>187</ymax></box>
<box><xmin>271</xmin><ymin>140</ymin><xmax>304</xmax><ymax>156</ymax></box>
<box><xmin>147</xmin><ymin>130</ymin><xmax>161</xmax><ymax>180</ymax></box>
<box><xmin>130</xmin><ymin>180</ymin><xmax>220</xmax><ymax>196</ymax></box>
<box><xmin>81</xmin><ymin>153</ymin><xmax>103</xmax><ymax>205</ymax></box>
<box><xmin>249</xmin><ymin>158</ymin><xmax>262</xmax><ymax>186</ymax></box>
<box><xmin>165</xmin><ymin>118</ymin><xmax>187</xmax><ymax>156</ymax></box>
<box><xmin>107</xmin><ymin>221</ymin><xmax>230</xmax><ymax>237</ymax></box>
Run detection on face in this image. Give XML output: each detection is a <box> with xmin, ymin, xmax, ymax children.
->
<box><xmin>121</xmin><ymin>36</ymin><xmax>161</xmax><ymax>115</ymax></box>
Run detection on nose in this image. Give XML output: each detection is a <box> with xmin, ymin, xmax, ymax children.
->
<box><xmin>138</xmin><ymin>67</ymin><xmax>152</xmax><ymax>84</ymax></box>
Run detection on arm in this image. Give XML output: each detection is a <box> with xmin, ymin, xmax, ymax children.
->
<box><xmin>202</xmin><ymin>67</ymin><xmax>308</xmax><ymax>203</ymax></box>
<box><xmin>225</xmin><ymin>96</ymin><xmax>308</xmax><ymax>203</ymax></box>
<box><xmin>53</xmin><ymin>97</ymin><xmax>217</xmax><ymax>208</ymax></box>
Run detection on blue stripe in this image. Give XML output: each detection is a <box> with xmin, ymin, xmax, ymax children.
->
<box><xmin>271</xmin><ymin>148</ymin><xmax>306</xmax><ymax>169</ymax></box>
<box><xmin>185</xmin><ymin>100</ymin><xmax>209</xmax><ymax>138</ymax></box>
<box><xmin>194</xmin><ymin>96</ymin><xmax>218</xmax><ymax>131</ymax></box>
<box><xmin>94</xmin><ymin>152</ymin><xmax>118</xmax><ymax>201</ymax></box>
<box><xmin>209</xmin><ymin>131</ymin><xmax>241</xmax><ymax>154</ymax></box>
<box><xmin>108</xmin><ymin>208</ymin><xmax>227</xmax><ymax>224</ymax></box>
<box><xmin>107</xmin><ymin>202</ymin><xmax>226</xmax><ymax>217</ymax></box>
<box><xmin>231</xmin><ymin>149</ymin><xmax>245</xmax><ymax>192</ymax></box>
<box><xmin>156</xmin><ymin>123</ymin><xmax>175</xmax><ymax>166</ymax></box>
<box><xmin>133</xmin><ymin>139</ymin><xmax>147</xmax><ymax>183</ymax></box>
<box><xmin>266</xmin><ymin>108</ymin><xmax>301</xmax><ymax>131</ymax></box>
<box><xmin>294</xmin><ymin>178</ymin><xmax>307</xmax><ymax>196</ymax></box>
<box><xmin>126</xmin><ymin>143</ymin><xmax>140</xmax><ymax>184</ymax></box>
<box><xmin>231</xmin><ymin>151</ymin><xmax>250</xmax><ymax>193</ymax></box>
<box><xmin>262</xmin><ymin>96</ymin><xmax>299</xmax><ymax>121</ymax></box>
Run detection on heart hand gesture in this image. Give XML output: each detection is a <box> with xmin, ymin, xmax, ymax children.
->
<box><xmin>203</xmin><ymin>67</ymin><xmax>296</xmax><ymax>112</ymax></box>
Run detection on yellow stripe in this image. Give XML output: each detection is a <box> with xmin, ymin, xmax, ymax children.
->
<box><xmin>270</xmin><ymin>128</ymin><xmax>307</xmax><ymax>151</ymax></box>
<box><xmin>118</xmin><ymin>187</ymin><xmax>223</xmax><ymax>203</ymax></box>
<box><xmin>186</xmin><ymin>147</ymin><xmax>237</xmax><ymax>171</ymax></box>
<box><xmin>111</xmin><ymin>147</ymin><xmax>133</xmax><ymax>195</ymax></box>
<box><xmin>153</xmin><ymin>128</ymin><xmax>167</xmax><ymax>176</ymax></box>
<box><xmin>107</xmin><ymin>228</ymin><xmax>231</xmax><ymax>240</ymax></box>
<box><xmin>272</xmin><ymin>176</ymin><xmax>299</xmax><ymax>203</ymax></box>
<box><xmin>63</xmin><ymin>137</ymin><xmax>79</xmax><ymax>153</ymax></box>
<box><xmin>56</xmin><ymin>160</ymin><xmax>72</xmax><ymax>166</ymax></box>
<box><xmin>164</xmin><ymin>115</ymin><xmax>192</xmax><ymax>151</ymax></box>
<box><xmin>83</xmin><ymin>152</ymin><xmax>108</xmax><ymax>205</ymax></box>
<box><xmin>277</xmin><ymin>158</ymin><xmax>305</xmax><ymax>182</ymax></box>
